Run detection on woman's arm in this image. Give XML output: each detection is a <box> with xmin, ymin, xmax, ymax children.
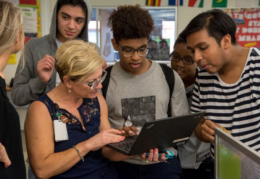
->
<box><xmin>25</xmin><ymin>101</ymin><xmax>92</xmax><ymax>178</ymax></box>
<box><xmin>25</xmin><ymin>100</ymin><xmax>124</xmax><ymax>179</ymax></box>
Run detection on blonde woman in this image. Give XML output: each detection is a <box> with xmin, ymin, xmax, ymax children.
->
<box><xmin>0</xmin><ymin>1</ymin><xmax>26</xmax><ymax>178</ymax></box>
<box><xmin>25</xmin><ymin>40</ymin><xmax>130</xmax><ymax>179</ymax></box>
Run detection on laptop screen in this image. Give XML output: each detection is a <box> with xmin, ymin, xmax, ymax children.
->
<box><xmin>214</xmin><ymin>128</ymin><xmax>260</xmax><ymax>179</ymax></box>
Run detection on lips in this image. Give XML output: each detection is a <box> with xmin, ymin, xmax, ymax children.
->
<box><xmin>65</xmin><ymin>30</ymin><xmax>75</xmax><ymax>36</ymax></box>
<box><xmin>176</xmin><ymin>69</ymin><xmax>184</xmax><ymax>75</ymax></box>
<box><xmin>130</xmin><ymin>63</ymin><xmax>140</xmax><ymax>69</ymax></box>
<box><xmin>201</xmin><ymin>64</ymin><xmax>209</xmax><ymax>70</ymax></box>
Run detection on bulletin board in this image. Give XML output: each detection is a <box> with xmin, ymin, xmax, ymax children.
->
<box><xmin>19</xmin><ymin>0</ymin><xmax>41</xmax><ymax>44</ymax></box>
<box><xmin>224</xmin><ymin>8</ymin><xmax>260</xmax><ymax>48</ymax></box>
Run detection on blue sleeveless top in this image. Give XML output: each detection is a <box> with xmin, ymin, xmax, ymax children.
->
<box><xmin>37</xmin><ymin>94</ymin><xmax>117</xmax><ymax>179</ymax></box>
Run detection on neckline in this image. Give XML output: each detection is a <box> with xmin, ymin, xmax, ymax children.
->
<box><xmin>45</xmin><ymin>94</ymin><xmax>86</xmax><ymax>120</ymax></box>
<box><xmin>115</xmin><ymin>60</ymin><xmax>156</xmax><ymax>79</ymax></box>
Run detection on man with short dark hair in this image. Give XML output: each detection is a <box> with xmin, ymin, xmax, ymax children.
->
<box><xmin>181</xmin><ymin>9</ymin><xmax>260</xmax><ymax>158</ymax></box>
<box><xmin>11</xmin><ymin>0</ymin><xmax>92</xmax><ymax>106</ymax></box>
<box><xmin>104</xmin><ymin>4</ymin><xmax>190</xmax><ymax>179</ymax></box>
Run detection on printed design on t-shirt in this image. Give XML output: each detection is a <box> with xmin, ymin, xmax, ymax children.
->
<box><xmin>121</xmin><ymin>96</ymin><xmax>156</xmax><ymax>128</ymax></box>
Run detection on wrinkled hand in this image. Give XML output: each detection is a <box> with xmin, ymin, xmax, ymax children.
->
<box><xmin>141</xmin><ymin>148</ymin><xmax>166</xmax><ymax>163</ymax></box>
<box><xmin>89</xmin><ymin>129</ymin><xmax>125</xmax><ymax>151</ymax></box>
<box><xmin>37</xmin><ymin>54</ymin><xmax>55</xmax><ymax>83</ymax></box>
<box><xmin>118</xmin><ymin>126</ymin><xmax>139</xmax><ymax>136</ymax></box>
<box><xmin>0</xmin><ymin>143</ymin><xmax>11</xmax><ymax>168</ymax></box>
<box><xmin>201</xmin><ymin>120</ymin><xmax>220</xmax><ymax>142</ymax></box>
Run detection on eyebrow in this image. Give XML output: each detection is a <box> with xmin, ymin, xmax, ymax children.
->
<box><xmin>61</xmin><ymin>12</ymin><xmax>86</xmax><ymax>20</ymax></box>
<box><xmin>121</xmin><ymin>44</ymin><xmax>148</xmax><ymax>49</ymax></box>
<box><xmin>187</xmin><ymin>42</ymin><xmax>207</xmax><ymax>50</ymax></box>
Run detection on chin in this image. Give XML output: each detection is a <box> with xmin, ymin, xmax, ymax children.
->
<box><xmin>207</xmin><ymin>69</ymin><xmax>217</xmax><ymax>74</ymax></box>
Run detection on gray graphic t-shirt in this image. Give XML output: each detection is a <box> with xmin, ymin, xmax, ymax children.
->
<box><xmin>105</xmin><ymin>61</ymin><xmax>189</xmax><ymax>164</ymax></box>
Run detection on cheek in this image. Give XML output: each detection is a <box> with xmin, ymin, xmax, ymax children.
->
<box><xmin>171</xmin><ymin>62</ymin><xmax>177</xmax><ymax>70</ymax></box>
<box><xmin>76</xmin><ymin>24</ymin><xmax>85</xmax><ymax>32</ymax></box>
<box><xmin>185</xmin><ymin>66</ymin><xmax>196</xmax><ymax>75</ymax></box>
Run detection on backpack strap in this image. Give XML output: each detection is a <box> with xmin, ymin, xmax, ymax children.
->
<box><xmin>101</xmin><ymin>65</ymin><xmax>113</xmax><ymax>99</ymax></box>
<box><xmin>159</xmin><ymin>63</ymin><xmax>175</xmax><ymax>117</ymax></box>
<box><xmin>102</xmin><ymin>64</ymin><xmax>175</xmax><ymax>118</ymax></box>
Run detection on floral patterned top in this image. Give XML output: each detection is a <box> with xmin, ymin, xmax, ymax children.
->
<box><xmin>36</xmin><ymin>94</ymin><xmax>117</xmax><ymax>179</ymax></box>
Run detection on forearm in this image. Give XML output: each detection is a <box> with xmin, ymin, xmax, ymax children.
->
<box><xmin>30</xmin><ymin>141</ymin><xmax>91</xmax><ymax>179</ymax></box>
<box><xmin>101</xmin><ymin>146</ymin><xmax>132</xmax><ymax>161</ymax></box>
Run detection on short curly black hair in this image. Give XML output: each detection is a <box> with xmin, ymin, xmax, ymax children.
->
<box><xmin>107</xmin><ymin>4</ymin><xmax>154</xmax><ymax>43</ymax></box>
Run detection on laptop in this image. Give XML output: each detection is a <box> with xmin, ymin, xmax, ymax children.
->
<box><xmin>107</xmin><ymin>111</ymin><xmax>205</xmax><ymax>156</ymax></box>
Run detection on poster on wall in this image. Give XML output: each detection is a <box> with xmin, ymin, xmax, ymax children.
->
<box><xmin>19</xmin><ymin>4</ymin><xmax>38</xmax><ymax>43</ymax></box>
<box><xmin>7</xmin><ymin>0</ymin><xmax>41</xmax><ymax>44</ymax></box>
<box><xmin>224</xmin><ymin>8</ymin><xmax>260</xmax><ymax>48</ymax></box>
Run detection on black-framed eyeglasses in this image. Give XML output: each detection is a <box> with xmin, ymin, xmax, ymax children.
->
<box><xmin>170</xmin><ymin>53</ymin><xmax>194</xmax><ymax>65</ymax></box>
<box><xmin>118</xmin><ymin>44</ymin><xmax>149</xmax><ymax>57</ymax></box>
<box><xmin>82</xmin><ymin>70</ymin><xmax>107</xmax><ymax>90</ymax></box>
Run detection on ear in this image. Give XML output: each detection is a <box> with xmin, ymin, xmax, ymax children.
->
<box><xmin>15</xmin><ymin>35</ymin><xmax>19</xmax><ymax>44</ymax></box>
<box><xmin>221</xmin><ymin>34</ymin><xmax>231</xmax><ymax>49</ymax></box>
<box><xmin>111</xmin><ymin>38</ymin><xmax>118</xmax><ymax>51</ymax></box>
<box><xmin>63</xmin><ymin>76</ymin><xmax>72</xmax><ymax>88</ymax></box>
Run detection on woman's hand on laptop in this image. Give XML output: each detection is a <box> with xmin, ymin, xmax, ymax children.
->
<box><xmin>141</xmin><ymin>148</ymin><xmax>166</xmax><ymax>163</ymax></box>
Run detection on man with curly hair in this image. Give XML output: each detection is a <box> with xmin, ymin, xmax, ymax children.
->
<box><xmin>103</xmin><ymin>4</ymin><xmax>190</xmax><ymax>179</ymax></box>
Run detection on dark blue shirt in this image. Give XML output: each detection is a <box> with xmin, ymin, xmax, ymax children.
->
<box><xmin>37</xmin><ymin>94</ymin><xmax>117</xmax><ymax>179</ymax></box>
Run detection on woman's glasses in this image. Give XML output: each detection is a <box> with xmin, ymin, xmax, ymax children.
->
<box><xmin>82</xmin><ymin>70</ymin><xmax>107</xmax><ymax>90</ymax></box>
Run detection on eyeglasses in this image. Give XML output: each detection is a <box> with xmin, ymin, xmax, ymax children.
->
<box><xmin>170</xmin><ymin>53</ymin><xmax>194</xmax><ymax>65</ymax></box>
<box><xmin>118</xmin><ymin>44</ymin><xmax>149</xmax><ymax>57</ymax></box>
<box><xmin>82</xmin><ymin>70</ymin><xmax>107</xmax><ymax>90</ymax></box>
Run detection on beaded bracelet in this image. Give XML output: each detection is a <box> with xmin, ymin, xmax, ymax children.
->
<box><xmin>73</xmin><ymin>145</ymin><xmax>84</xmax><ymax>162</ymax></box>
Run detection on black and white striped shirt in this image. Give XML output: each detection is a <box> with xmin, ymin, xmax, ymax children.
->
<box><xmin>191</xmin><ymin>48</ymin><xmax>260</xmax><ymax>156</ymax></box>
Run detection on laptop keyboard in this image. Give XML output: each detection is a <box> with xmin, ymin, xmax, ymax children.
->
<box><xmin>114</xmin><ymin>141</ymin><xmax>135</xmax><ymax>151</ymax></box>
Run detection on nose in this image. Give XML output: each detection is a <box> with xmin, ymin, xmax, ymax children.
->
<box><xmin>193</xmin><ymin>50</ymin><xmax>202</xmax><ymax>63</ymax></box>
<box><xmin>96</xmin><ymin>81</ymin><xmax>102</xmax><ymax>90</ymax></box>
<box><xmin>176</xmin><ymin>59</ymin><xmax>185</xmax><ymax>67</ymax></box>
<box><xmin>131</xmin><ymin>50</ymin><xmax>140</xmax><ymax>61</ymax></box>
<box><xmin>67</xmin><ymin>19</ymin><xmax>75</xmax><ymax>29</ymax></box>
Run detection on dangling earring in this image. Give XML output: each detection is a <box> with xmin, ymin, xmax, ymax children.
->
<box><xmin>68</xmin><ymin>89</ymin><xmax>71</xmax><ymax>93</ymax></box>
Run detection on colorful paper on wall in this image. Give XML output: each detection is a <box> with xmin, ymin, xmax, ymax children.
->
<box><xmin>169</xmin><ymin>0</ymin><xmax>183</xmax><ymax>6</ymax></box>
<box><xmin>8</xmin><ymin>54</ymin><xmax>17</xmax><ymax>64</ymax></box>
<box><xmin>212</xmin><ymin>0</ymin><xmax>227</xmax><ymax>8</ymax></box>
<box><xmin>223</xmin><ymin>8</ymin><xmax>260</xmax><ymax>48</ymax></box>
<box><xmin>188</xmin><ymin>0</ymin><xmax>204</xmax><ymax>8</ymax></box>
<box><xmin>36</xmin><ymin>0</ymin><xmax>41</xmax><ymax>37</ymax></box>
<box><xmin>19</xmin><ymin>0</ymin><xmax>36</xmax><ymax>5</ymax></box>
<box><xmin>146</xmin><ymin>0</ymin><xmax>161</xmax><ymax>6</ymax></box>
<box><xmin>19</xmin><ymin>4</ymin><xmax>37</xmax><ymax>45</ymax></box>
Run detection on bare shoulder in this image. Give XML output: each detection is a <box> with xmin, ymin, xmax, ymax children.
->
<box><xmin>26</xmin><ymin>100</ymin><xmax>52</xmax><ymax>126</ymax></box>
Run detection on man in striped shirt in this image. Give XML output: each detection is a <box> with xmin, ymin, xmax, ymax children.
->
<box><xmin>180</xmin><ymin>9</ymin><xmax>260</xmax><ymax>157</ymax></box>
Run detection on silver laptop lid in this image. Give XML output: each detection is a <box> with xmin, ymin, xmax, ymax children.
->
<box><xmin>214</xmin><ymin>128</ymin><xmax>260</xmax><ymax>179</ymax></box>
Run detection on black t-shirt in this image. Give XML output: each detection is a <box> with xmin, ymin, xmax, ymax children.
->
<box><xmin>0</xmin><ymin>77</ymin><xmax>26</xmax><ymax>179</ymax></box>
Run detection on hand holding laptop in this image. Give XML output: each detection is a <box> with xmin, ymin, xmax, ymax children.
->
<box><xmin>141</xmin><ymin>148</ymin><xmax>167</xmax><ymax>163</ymax></box>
